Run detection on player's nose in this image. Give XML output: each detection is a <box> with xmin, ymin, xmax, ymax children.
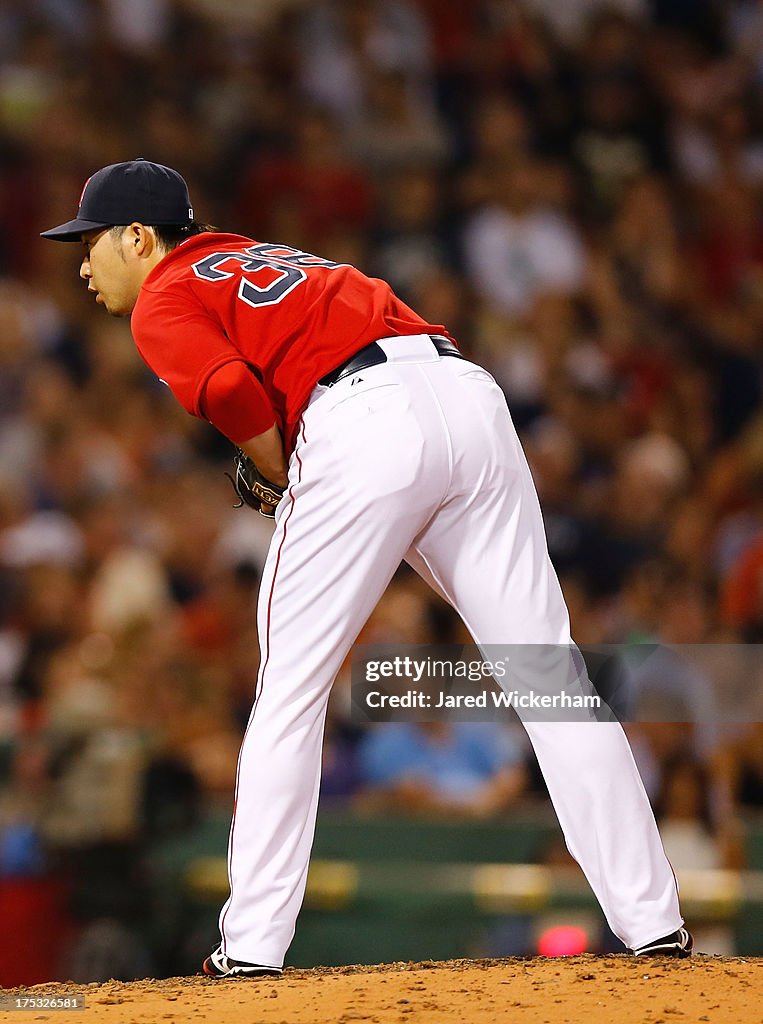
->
<box><xmin>79</xmin><ymin>258</ymin><xmax>91</xmax><ymax>280</ymax></box>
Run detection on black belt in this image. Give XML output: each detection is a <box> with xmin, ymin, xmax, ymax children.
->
<box><xmin>318</xmin><ymin>334</ymin><xmax>463</xmax><ymax>388</ymax></box>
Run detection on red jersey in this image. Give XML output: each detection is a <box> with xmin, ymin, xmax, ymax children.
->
<box><xmin>131</xmin><ymin>232</ymin><xmax>452</xmax><ymax>451</ymax></box>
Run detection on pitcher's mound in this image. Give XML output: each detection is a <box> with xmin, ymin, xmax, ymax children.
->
<box><xmin>1</xmin><ymin>955</ymin><xmax>759</xmax><ymax>1023</ymax></box>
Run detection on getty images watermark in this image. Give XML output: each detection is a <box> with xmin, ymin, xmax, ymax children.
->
<box><xmin>363</xmin><ymin>655</ymin><xmax>601</xmax><ymax>712</ymax></box>
<box><xmin>350</xmin><ymin>644</ymin><xmax>763</xmax><ymax>724</ymax></box>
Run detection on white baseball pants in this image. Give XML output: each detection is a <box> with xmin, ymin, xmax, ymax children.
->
<box><xmin>218</xmin><ymin>335</ymin><xmax>683</xmax><ymax>966</ymax></box>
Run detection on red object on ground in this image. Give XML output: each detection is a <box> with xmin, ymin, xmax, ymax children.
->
<box><xmin>537</xmin><ymin>924</ymin><xmax>589</xmax><ymax>957</ymax></box>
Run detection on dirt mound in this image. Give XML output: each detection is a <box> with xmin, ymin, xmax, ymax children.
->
<box><xmin>0</xmin><ymin>955</ymin><xmax>759</xmax><ymax>1023</ymax></box>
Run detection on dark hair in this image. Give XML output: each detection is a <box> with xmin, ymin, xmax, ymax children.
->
<box><xmin>152</xmin><ymin>223</ymin><xmax>216</xmax><ymax>250</ymax></box>
<box><xmin>110</xmin><ymin>222</ymin><xmax>216</xmax><ymax>252</ymax></box>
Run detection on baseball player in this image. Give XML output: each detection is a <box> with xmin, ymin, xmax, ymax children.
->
<box><xmin>42</xmin><ymin>159</ymin><xmax>692</xmax><ymax>975</ymax></box>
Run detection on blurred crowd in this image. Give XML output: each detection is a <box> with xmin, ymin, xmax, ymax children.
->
<box><xmin>2</xmin><ymin>0</ymin><xmax>763</xmax><ymax>973</ymax></box>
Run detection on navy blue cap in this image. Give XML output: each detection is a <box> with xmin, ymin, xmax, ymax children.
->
<box><xmin>41</xmin><ymin>158</ymin><xmax>194</xmax><ymax>242</ymax></box>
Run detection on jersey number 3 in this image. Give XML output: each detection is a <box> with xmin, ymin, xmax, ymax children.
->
<box><xmin>191</xmin><ymin>244</ymin><xmax>340</xmax><ymax>308</ymax></box>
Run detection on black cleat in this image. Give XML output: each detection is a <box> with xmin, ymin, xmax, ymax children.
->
<box><xmin>631</xmin><ymin>927</ymin><xmax>694</xmax><ymax>958</ymax></box>
<box><xmin>202</xmin><ymin>945</ymin><xmax>283</xmax><ymax>978</ymax></box>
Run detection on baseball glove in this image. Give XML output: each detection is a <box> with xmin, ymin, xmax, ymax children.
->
<box><xmin>225</xmin><ymin>448</ymin><xmax>285</xmax><ymax>518</ymax></box>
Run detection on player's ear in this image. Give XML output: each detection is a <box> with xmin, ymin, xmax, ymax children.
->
<box><xmin>127</xmin><ymin>222</ymin><xmax>152</xmax><ymax>257</ymax></box>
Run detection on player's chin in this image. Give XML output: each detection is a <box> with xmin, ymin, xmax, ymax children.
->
<box><xmin>97</xmin><ymin>295</ymin><xmax>130</xmax><ymax>317</ymax></box>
